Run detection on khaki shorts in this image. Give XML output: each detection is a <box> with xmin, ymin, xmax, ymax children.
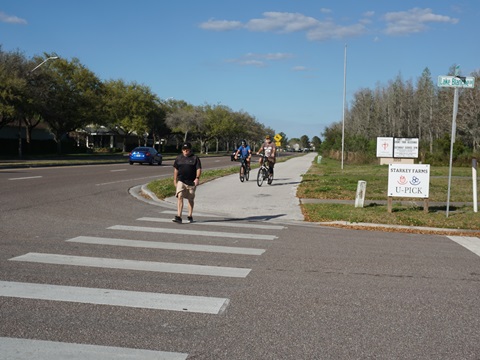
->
<box><xmin>175</xmin><ymin>181</ymin><xmax>196</xmax><ymax>200</ymax></box>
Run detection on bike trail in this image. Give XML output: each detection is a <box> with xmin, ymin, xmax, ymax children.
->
<box><xmin>163</xmin><ymin>152</ymin><xmax>317</xmax><ymax>223</ymax></box>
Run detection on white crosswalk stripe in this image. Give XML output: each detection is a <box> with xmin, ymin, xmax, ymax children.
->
<box><xmin>447</xmin><ymin>236</ymin><xmax>480</xmax><ymax>257</ymax></box>
<box><xmin>0</xmin><ymin>337</ymin><xmax>188</xmax><ymax>360</ymax></box>
<box><xmin>138</xmin><ymin>216</ymin><xmax>285</xmax><ymax>230</ymax></box>
<box><xmin>67</xmin><ymin>235</ymin><xmax>266</xmax><ymax>255</ymax></box>
<box><xmin>9</xmin><ymin>252</ymin><xmax>251</xmax><ymax>278</ymax></box>
<box><xmin>108</xmin><ymin>224</ymin><xmax>277</xmax><ymax>240</ymax></box>
<box><xmin>0</xmin><ymin>281</ymin><xmax>229</xmax><ymax>314</ymax></box>
<box><xmin>161</xmin><ymin>210</ymin><xmax>222</xmax><ymax>218</ymax></box>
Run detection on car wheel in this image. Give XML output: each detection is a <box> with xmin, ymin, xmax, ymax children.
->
<box><xmin>129</xmin><ymin>161</ymin><xmax>134</xmax><ymax>165</ymax></box>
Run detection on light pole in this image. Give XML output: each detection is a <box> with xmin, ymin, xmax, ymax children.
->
<box><xmin>29</xmin><ymin>56</ymin><xmax>59</xmax><ymax>73</ymax></box>
<box><xmin>341</xmin><ymin>44</ymin><xmax>347</xmax><ymax>170</ymax></box>
<box><xmin>19</xmin><ymin>56</ymin><xmax>59</xmax><ymax>158</ymax></box>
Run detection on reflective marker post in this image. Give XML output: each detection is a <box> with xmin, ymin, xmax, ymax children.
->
<box><xmin>473</xmin><ymin>158</ymin><xmax>478</xmax><ymax>213</ymax></box>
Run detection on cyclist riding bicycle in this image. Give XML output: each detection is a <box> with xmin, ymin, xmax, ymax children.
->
<box><xmin>234</xmin><ymin>139</ymin><xmax>252</xmax><ymax>170</ymax></box>
<box><xmin>256</xmin><ymin>135</ymin><xmax>276</xmax><ymax>181</ymax></box>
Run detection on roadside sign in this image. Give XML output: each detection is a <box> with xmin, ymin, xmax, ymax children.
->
<box><xmin>376</xmin><ymin>137</ymin><xmax>418</xmax><ymax>158</ymax></box>
<box><xmin>394</xmin><ymin>138</ymin><xmax>418</xmax><ymax>158</ymax></box>
<box><xmin>376</xmin><ymin>137</ymin><xmax>393</xmax><ymax>158</ymax></box>
<box><xmin>388</xmin><ymin>164</ymin><xmax>430</xmax><ymax>198</ymax></box>
<box><xmin>274</xmin><ymin>133</ymin><xmax>282</xmax><ymax>142</ymax></box>
<box><xmin>438</xmin><ymin>76</ymin><xmax>475</xmax><ymax>88</ymax></box>
<box><xmin>275</xmin><ymin>141</ymin><xmax>281</xmax><ymax>147</ymax></box>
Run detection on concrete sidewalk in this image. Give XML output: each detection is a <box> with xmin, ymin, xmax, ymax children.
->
<box><xmin>164</xmin><ymin>153</ymin><xmax>317</xmax><ymax>222</ymax></box>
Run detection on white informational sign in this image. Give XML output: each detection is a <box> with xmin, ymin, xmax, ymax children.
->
<box><xmin>376</xmin><ymin>137</ymin><xmax>394</xmax><ymax>157</ymax></box>
<box><xmin>388</xmin><ymin>164</ymin><xmax>430</xmax><ymax>198</ymax></box>
<box><xmin>393</xmin><ymin>138</ymin><xmax>419</xmax><ymax>158</ymax></box>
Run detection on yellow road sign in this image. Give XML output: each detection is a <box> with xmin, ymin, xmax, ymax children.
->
<box><xmin>274</xmin><ymin>133</ymin><xmax>282</xmax><ymax>142</ymax></box>
<box><xmin>275</xmin><ymin>141</ymin><xmax>281</xmax><ymax>146</ymax></box>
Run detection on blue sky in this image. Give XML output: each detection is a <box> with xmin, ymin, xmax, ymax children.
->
<box><xmin>1</xmin><ymin>1</ymin><xmax>478</xmax><ymax>140</ymax></box>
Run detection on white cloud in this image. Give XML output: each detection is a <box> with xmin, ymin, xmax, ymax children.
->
<box><xmin>200</xmin><ymin>8</ymin><xmax>458</xmax><ymax>42</ymax></box>
<box><xmin>226</xmin><ymin>52</ymin><xmax>294</xmax><ymax>67</ymax></box>
<box><xmin>0</xmin><ymin>11</ymin><xmax>27</xmax><ymax>24</ymax></box>
<box><xmin>225</xmin><ymin>58</ymin><xmax>267</xmax><ymax>67</ymax></box>
<box><xmin>383</xmin><ymin>7</ymin><xmax>459</xmax><ymax>35</ymax></box>
<box><xmin>245</xmin><ymin>52</ymin><xmax>294</xmax><ymax>60</ymax></box>
<box><xmin>200</xmin><ymin>11</ymin><xmax>367</xmax><ymax>41</ymax></box>
<box><xmin>292</xmin><ymin>66</ymin><xmax>308</xmax><ymax>71</ymax></box>
<box><xmin>246</xmin><ymin>12</ymin><xmax>319</xmax><ymax>33</ymax></box>
<box><xmin>199</xmin><ymin>18</ymin><xmax>243</xmax><ymax>31</ymax></box>
<box><xmin>307</xmin><ymin>21</ymin><xmax>367</xmax><ymax>41</ymax></box>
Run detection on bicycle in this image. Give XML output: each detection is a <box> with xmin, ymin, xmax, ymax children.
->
<box><xmin>257</xmin><ymin>154</ymin><xmax>273</xmax><ymax>187</ymax></box>
<box><xmin>238</xmin><ymin>156</ymin><xmax>250</xmax><ymax>182</ymax></box>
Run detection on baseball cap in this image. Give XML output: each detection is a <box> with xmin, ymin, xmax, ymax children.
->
<box><xmin>182</xmin><ymin>142</ymin><xmax>192</xmax><ymax>149</ymax></box>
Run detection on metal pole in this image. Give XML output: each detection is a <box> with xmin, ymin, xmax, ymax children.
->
<box><xmin>341</xmin><ymin>44</ymin><xmax>347</xmax><ymax>170</ymax></box>
<box><xmin>446</xmin><ymin>86</ymin><xmax>459</xmax><ymax>217</ymax></box>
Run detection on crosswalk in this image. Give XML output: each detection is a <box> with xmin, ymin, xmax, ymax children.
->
<box><xmin>446</xmin><ymin>235</ymin><xmax>480</xmax><ymax>257</ymax></box>
<box><xmin>0</xmin><ymin>210</ymin><xmax>286</xmax><ymax>358</ymax></box>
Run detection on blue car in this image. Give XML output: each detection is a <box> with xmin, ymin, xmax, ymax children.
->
<box><xmin>129</xmin><ymin>147</ymin><xmax>163</xmax><ymax>165</ymax></box>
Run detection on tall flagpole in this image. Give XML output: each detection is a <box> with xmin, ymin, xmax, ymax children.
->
<box><xmin>341</xmin><ymin>44</ymin><xmax>347</xmax><ymax>170</ymax></box>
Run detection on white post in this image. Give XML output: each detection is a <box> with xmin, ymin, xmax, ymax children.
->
<box><xmin>473</xmin><ymin>158</ymin><xmax>478</xmax><ymax>213</ymax></box>
<box><xmin>355</xmin><ymin>180</ymin><xmax>367</xmax><ymax>208</ymax></box>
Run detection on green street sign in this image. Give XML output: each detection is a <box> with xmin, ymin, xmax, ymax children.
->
<box><xmin>438</xmin><ymin>76</ymin><xmax>475</xmax><ymax>88</ymax></box>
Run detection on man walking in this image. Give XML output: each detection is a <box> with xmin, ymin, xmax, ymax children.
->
<box><xmin>172</xmin><ymin>142</ymin><xmax>202</xmax><ymax>223</ymax></box>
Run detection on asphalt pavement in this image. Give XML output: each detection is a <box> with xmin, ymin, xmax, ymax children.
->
<box><xmin>162</xmin><ymin>152</ymin><xmax>317</xmax><ymax>222</ymax></box>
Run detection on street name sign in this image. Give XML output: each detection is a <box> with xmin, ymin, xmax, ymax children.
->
<box><xmin>438</xmin><ymin>76</ymin><xmax>475</xmax><ymax>88</ymax></box>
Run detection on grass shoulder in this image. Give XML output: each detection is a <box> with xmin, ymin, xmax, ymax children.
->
<box><xmin>298</xmin><ymin>157</ymin><xmax>480</xmax><ymax>233</ymax></box>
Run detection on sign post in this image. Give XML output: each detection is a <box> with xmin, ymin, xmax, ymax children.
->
<box><xmin>387</xmin><ymin>164</ymin><xmax>430</xmax><ymax>213</ymax></box>
<box><xmin>437</xmin><ymin>66</ymin><xmax>475</xmax><ymax>217</ymax></box>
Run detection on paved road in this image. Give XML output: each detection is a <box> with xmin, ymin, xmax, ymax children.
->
<box><xmin>1</xmin><ymin>158</ymin><xmax>479</xmax><ymax>359</ymax></box>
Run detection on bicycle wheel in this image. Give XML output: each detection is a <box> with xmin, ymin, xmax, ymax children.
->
<box><xmin>257</xmin><ymin>167</ymin><xmax>265</xmax><ymax>187</ymax></box>
<box><xmin>239</xmin><ymin>163</ymin><xmax>245</xmax><ymax>182</ymax></box>
<box><xmin>245</xmin><ymin>166</ymin><xmax>250</xmax><ymax>181</ymax></box>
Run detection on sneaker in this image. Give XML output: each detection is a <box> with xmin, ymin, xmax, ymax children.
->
<box><xmin>186</xmin><ymin>216</ymin><xmax>193</xmax><ymax>223</ymax></box>
<box><xmin>172</xmin><ymin>216</ymin><xmax>182</xmax><ymax>223</ymax></box>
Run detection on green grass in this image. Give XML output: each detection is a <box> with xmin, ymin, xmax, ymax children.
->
<box><xmin>147</xmin><ymin>165</ymin><xmax>243</xmax><ymax>199</ymax></box>
<box><xmin>147</xmin><ymin>155</ymin><xmax>294</xmax><ymax>199</ymax></box>
<box><xmin>298</xmin><ymin>157</ymin><xmax>480</xmax><ymax>233</ymax></box>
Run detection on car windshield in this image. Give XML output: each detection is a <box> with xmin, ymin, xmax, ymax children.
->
<box><xmin>134</xmin><ymin>147</ymin><xmax>150</xmax><ymax>152</ymax></box>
